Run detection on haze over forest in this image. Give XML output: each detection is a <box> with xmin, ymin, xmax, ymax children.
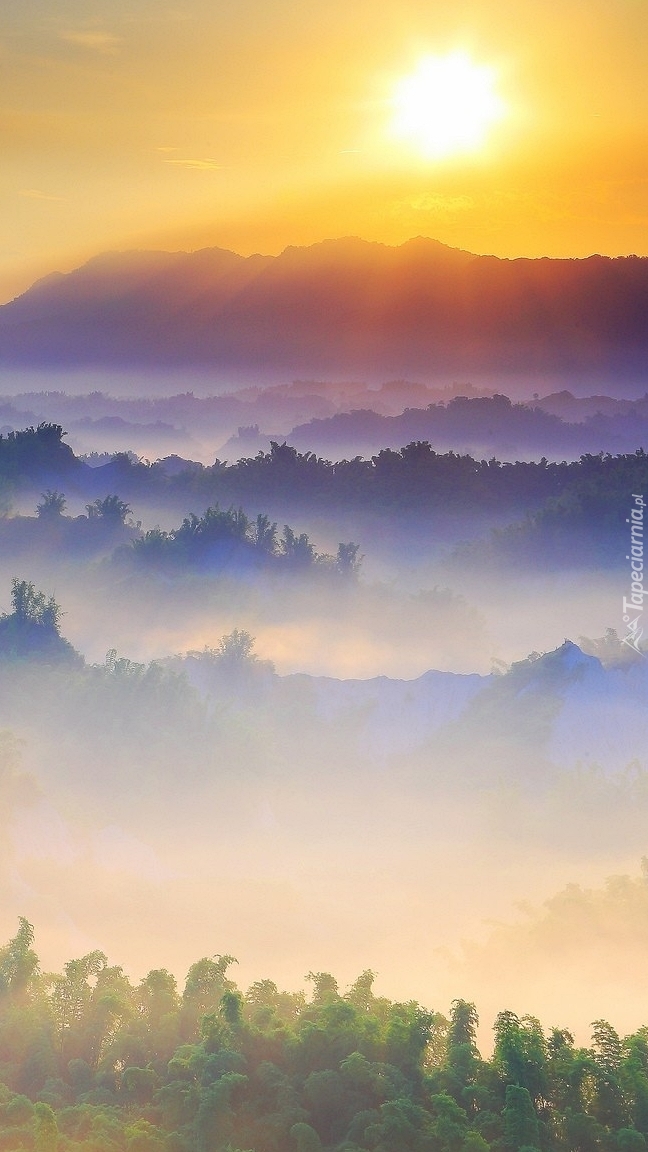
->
<box><xmin>0</xmin><ymin>237</ymin><xmax>646</xmax><ymax>1055</ymax></box>
<box><xmin>0</xmin><ymin>409</ymin><xmax>645</xmax><ymax>1053</ymax></box>
<box><xmin>4</xmin><ymin>0</ymin><xmax>648</xmax><ymax>1147</ymax></box>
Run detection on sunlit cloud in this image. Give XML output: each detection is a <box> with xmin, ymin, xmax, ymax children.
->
<box><xmin>387</xmin><ymin>192</ymin><xmax>474</xmax><ymax>224</ymax></box>
<box><xmin>19</xmin><ymin>189</ymin><xmax>65</xmax><ymax>202</ymax></box>
<box><xmin>408</xmin><ymin>192</ymin><xmax>473</xmax><ymax>213</ymax></box>
<box><xmin>59</xmin><ymin>31</ymin><xmax>121</xmax><ymax>54</ymax></box>
<box><xmin>162</xmin><ymin>157</ymin><xmax>224</xmax><ymax>170</ymax></box>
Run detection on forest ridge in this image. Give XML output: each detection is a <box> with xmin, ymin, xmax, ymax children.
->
<box><xmin>1</xmin><ymin>918</ymin><xmax>648</xmax><ymax>1152</ymax></box>
<box><xmin>0</xmin><ymin>422</ymin><xmax>645</xmax><ymax>577</ymax></box>
<box><xmin>1</xmin><ymin>421</ymin><xmax>648</xmax><ymax>515</ymax></box>
<box><xmin>5</xmin><ymin>388</ymin><xmax>648</xmax><ymax>467</ymax></box>
<box><xmin>1</xmin><ymin>238</ymin><xmax>648</xmax><ymax>376</ymax></box>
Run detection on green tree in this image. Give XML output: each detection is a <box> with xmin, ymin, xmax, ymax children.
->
<box><xmin>306</xmin><ymin>973</ymin><xmax>339</xmax><ymax>1008</ymax></box>
<box><xmin>442</xmin><ymin>1001</ymin><xmax>481</xmax><ymax>1109</ymax></box>
<box><xmin>621</xmin><ymin>1031</ymin><xmax>648</xmax><ymax>1135</ymax></box>
<box><xmin>502</xmin><ymin>1084</ymin><xmax>540</xmax><ymax>1151</ymax></box>
<box><xmin>180</xmin><ymin>955</ymin><xmax>238</xmax><ymax>1041</ymax></box>
<box><xmin>194</xmin><ymin>1072</ymin><xmax>248</xmax><ymax>1152</ymax></box>
<box><xmin>46</xmin><ymin>951</ymin><xmax>108</xmax><ymax>1062</ymax></box>
<box><xmin>364</xmin><ymin>1096</ymin><xmax>435</xmax><ymax>1152</ymax></box>
<box><xmin>0</xmin><ymin>918</ymin><xmax>39</xmax><ymax>1000</ymax></box>
<box><xmin>590</xmin><ymin>1020</ymin><xmax>627</xmax><ymax>1130</ymax></box>
<box><xmin>136</xmin><ymin>969</ymin><xmax>180</xmax><ymax>1061</ymax></box>
<box><xmin>122</xmin><ymin>1067</ymin><xmax>158</xmax><ymax>1106</ymax></box>
<box><xmin>34</xmin><ymin>1102</ymin><xmax>58</xmax><ymax>1152</ymax></box>
<box><xmin>617</xmin><ymin>1130</ymin><xmax>647</xmax><ymax>1152</ymax></box>
<box><xmin>385</xmin><ymin>1002</ymin><xmax>435</xmax><ymax>1081</ymax></box>
<box><xmin>290</xmin><ymin>1121</ymin><xmax>323</xmax><ymax>1152</ymax></box>
<box><xmin>430</xmin><ymin>1091</ymin><xmax>469</xmax><ymax>1152</ymax></box>
<box><xmin>494</xmin><ymin>1012</ymin><xmax>548</xmax><ymax>1104</ymax></box>
<box><xmin>346</xmin><ymin>971</ymin><xmax>377</xmax><ymax>1013</ymax></box>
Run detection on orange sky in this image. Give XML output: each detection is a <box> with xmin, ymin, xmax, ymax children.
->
<box><xmin>2</xmin><ymin>0</ymin><xmax>648</xmax><ymax>302</ymax></box>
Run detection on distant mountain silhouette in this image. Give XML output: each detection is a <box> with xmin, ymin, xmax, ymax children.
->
<box><xmin>174</xmin><ymin>639</ymin><xmax>648</xmax><ymax>776</ymax></box>
<box><xmin>2</xmin><ymin>236</ymin><xmax>648</xmax><ymax>377</ymax></box>
<box><xmin>276</xmin><ymin>391</ymin><xmax>648</xmax><ymax>458</ymax></box>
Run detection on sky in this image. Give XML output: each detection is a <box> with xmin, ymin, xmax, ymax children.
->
<box><xmin>2</xmin><ymin>0</ymin><xmax>648</xmax><ymax>302</ymax></box>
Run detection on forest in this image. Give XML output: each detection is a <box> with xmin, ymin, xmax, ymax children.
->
<box><xmin>0</xmin><ymin>424</ymin><xmax>647</xmax><ymax>573</ymax></box>
<box><xmin>2</xmin><ymin>422</ymin><xmax>648</xmax><ymax>512</ymax></box>
<box><xmin>5</xmin><ymin>384</ymin><xmax>648</xmax><ymax>467</ymax></box>
<box><xmin>1</xmin><ymin>918</ymin><xmax>647</xmax><ymax>1152</ymax></box>
<box><xmin>0</xmin><ymin>416</ymin><xmax>644</xmax><ymax>1144</ymax></box>
<box><xmin>4</xmin><ymin>6</ymin><xmax>648</xmax><ymax>1152</ymax></box>
<box><xmin>6</xmin><ymin>387</ymin><xmax>648</xmax><ymax>464</ymax></box>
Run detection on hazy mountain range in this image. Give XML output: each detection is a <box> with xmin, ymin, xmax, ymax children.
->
<box><xmin>260</xmin><ymin>392</ymin><xmax>648</xmax><ymax>460</ymax></box>
<box><xmin>176</xmin><ymin>639</ymin><xmax>648</xmax><ymax>778</ymax></box>
<box><xmin>3</xmin><ymin>384</ymin><xmax>648</xmax><ymax>465</ymax></box>
<box><xmin>2</xmin><ymin>237</ymin><xmax>648</xmax><ymax>381</ymax></box>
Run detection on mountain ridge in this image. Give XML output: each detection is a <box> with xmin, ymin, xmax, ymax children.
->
<box><xmin>1</xmin><ymin>236</ymin><xmax>648</xmax><ymax>376</ymax></box>
<box><xmin>176</xmin><ymin>639</ymin><xmax>648</xmax><ymax>775</ymax></box>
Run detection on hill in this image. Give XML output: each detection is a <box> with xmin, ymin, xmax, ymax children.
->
<box><xmin>2</xmin><ymin>237</ymin><xmax>648</xmax><ymax>380</ymax></box>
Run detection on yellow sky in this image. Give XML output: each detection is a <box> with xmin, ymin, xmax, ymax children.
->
<box><xmin>2</xmin><ymin>0</ymin><xmax>648</xmax><ymax>301</ymax></box>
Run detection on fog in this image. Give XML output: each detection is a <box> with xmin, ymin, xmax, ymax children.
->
<box><xmin>3</xmin><ymin>375</ymin><xmax>648</xmax><ymax>468</ymax></box>
<box><xmin>0</xmin><ymin>367</ymin><xmax>288</xmax><ymax>400</ymax></box>
<box><xmin>1</xmin><ymin>631</ymin><xmax>646</xmax><ymax>1046</ymax></box>
<box><xmin>0</xmin><ymin>393</ymin><xmax>645</xmax><ymax>1052</ymax></box>
<box><xmin>0</xmin><ymin>502</ymin><xmax>621</xmax><ymax>676</ymax></box>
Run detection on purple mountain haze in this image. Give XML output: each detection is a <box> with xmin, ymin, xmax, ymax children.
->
<box><xmin>1</xmin><ymin>237</ymin><xmax>648</xmax><ymax>380</ymax></box>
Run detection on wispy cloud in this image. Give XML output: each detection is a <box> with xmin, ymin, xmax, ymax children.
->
<box><xmin>408</xmin><ymin>193</ymin><xmax>473</xmax><ymax>213</ymax></box>
<box><xmin>60</xmin><ymin>31</ymin><xmax>121</xmax><ymax>54</ymax></box>
<box><xmin>162</xmin><ymin>157</ymin><xmax>224</xmax><ymax>171</ymax></box>
<box><xmin>19</xmin><ymin>189</ymin><xmax>65</xmax><ymax>202</ymax></box>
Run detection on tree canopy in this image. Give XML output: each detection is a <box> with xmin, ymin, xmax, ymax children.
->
<box><xmin>0</xmin><ymin>922</ymin><xmax>646</xmax><ymax>1152</ymax></box>
<box><xmin>0</xmin><ymin>580</ymin><xmax>79</xmax><ymax>664</ymax></box>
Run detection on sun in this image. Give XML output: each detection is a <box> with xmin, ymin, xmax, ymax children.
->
<box><xmin>391</xmin><ymin>52</ymin><xmax>506</xmax><ymax>159</ymax></box>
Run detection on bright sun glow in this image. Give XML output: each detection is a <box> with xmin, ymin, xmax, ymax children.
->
<box><xmin>391</xmin><ymin>52</ymin><xmax>506</xmax><ymax>159</ymax></box>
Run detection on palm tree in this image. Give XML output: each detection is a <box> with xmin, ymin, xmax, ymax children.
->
<box><xmin>85</xmin><ymin>495</ymin><xmax>131</xmax><ymax>523</ymax></box>
<box><xmin>36</xmin><ymin>490</ymin><xmax>66</xmax><ymax>518</ymax></box>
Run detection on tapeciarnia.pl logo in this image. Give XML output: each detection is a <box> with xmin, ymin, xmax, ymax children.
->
<box><xmin>622</xmin><ymin>493</ymin><xmax>646</xmax><ymax>655</ymax></box>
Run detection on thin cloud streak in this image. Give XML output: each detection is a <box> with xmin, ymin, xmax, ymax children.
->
<box><xmin>19</xmin><ymin>189</ymin><xmax>66</xmax><ymax>202</ymax></box>
<box><xmin>163</xmin><ymin>158</ymin><xmax>224</xmax><ymax>170</ymax></box>
<box><xmin>59</xmin><ymin>30</ymin><xmax>121</xmax><ymax>53</ymax></box>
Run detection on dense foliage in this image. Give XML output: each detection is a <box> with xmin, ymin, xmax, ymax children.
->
<box><xmin>196</xmin><ymin>442</ymin><xmax>648</xmax><ymax>520</ymax></box>
<box><xmin>106</xmin><ymin>441</ymin><xmax>648</xmax><ymax>525</ymax></box>
<box><xmin>0</xmin><ymin>580</ymin><xmax>80</xmax><ymax>664</ymax></box>
<box><xmin>0</xmin><ymin>425</ymin><xmax>79</xmax><ymax>485</ymax></box>
<box><xmin>1</xmin><ymin>424</ymin><xmax>646</xmax><ymax>573</ymax></box>
<box><xmin>0</xmin><ymin>922</ymin><xmax>647</xmax><ymax>1152</ymax></box>
<box><xmin>2</xmin><ymin>424</ymin><xmax>648</xmax><ymax>522</ymax></box>
<box><xmin>132</xmin><ymin>506</ymin><xmax>360</xmax><ymax>575</ymax></box>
